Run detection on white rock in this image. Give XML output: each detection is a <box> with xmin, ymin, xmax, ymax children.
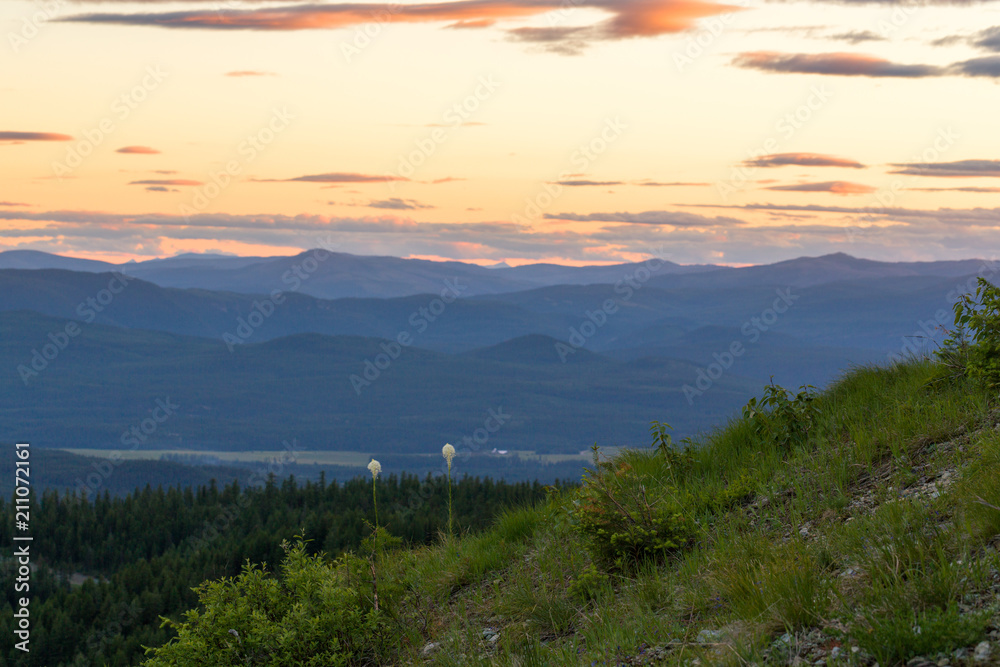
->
<box><xmin>973</xmin><ymin>641</ymin><xmax>991</xmax><ymax>662</ymax></box>
<box><xmin>421</xmin><ymin>642</ymin><xmax>440</xmax><ymax>656</ymax></box>
<box><xmin>697</xmin><ymin>629</ymin><xmax>723</xmax><ymax>643</ymax></box>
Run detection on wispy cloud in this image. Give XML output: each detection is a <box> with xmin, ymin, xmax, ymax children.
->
<box><xmin>890</xmin><ymin>160</ymin><xmax>1000</xmax><ymax>178</ymax></box>
<box><xmin>257</xmin><ymin>172</ymin><xmax>408</xmax><ymax>184</ymax></box>
<box><xmin>551</xmin><ymin>179</ymin><xmax>625</xmax><ymax>187</ymax></box>
<box><xmin>0</xmin><ymin>131</ymin><xmax>73</xmax><ymax>142</ymax></box>
<box><xmin>2</xmin><ymin>206</ymin><xmax>998</xmax><ymax>265</ymax></box>
<box><xmin>61</xmin><ymin>0</ymin><xmax>741</xmax><ymax>54</ymax></box>
<box><xmin>550</xmin><ymin>179</ymin><xmax>709</xmax><ymax>187</ymax></box>
<box><xmin>545</xmin><ymin>210</ymin><xmax>746</xmax><ymax>227</ymax></box>
<box><xmin>368</xmin><ymin>198</ymin><xmax>434</xmax><ymax>210</ymax></box>
<box><xmin>744</xmin><ymin>152</ymin><xmax>865</xmax><ymax>169</ymax></box>
<box><xmin>733</xmin><ymin>51</ymin><xmax>943</xmax><ymax>77</ymax></box>
<box><xmin>827</xmin><ymin>30</ymin><xmax>885</xmax><ymax>44</ymax></box>
<box><xmin>909</xmin><ymin>187</ymin><xmax>1000</xmax><ymax>193</ymax></box>
<box><xmin>765</xmin><ymin>181</ymin><xmax>876</xmax><ymax>194</ymax></box>
<box><xmin>129</xmin><ymin>179</ymin><xmax>203</xmax><ymax>186</ymax></box>
<box><xmin>733</xmin><ymin>50</ymin><xmax>1000</xmax><ymax>79</ymax></box>
<box><xmin>953</xmin><ymin>56</ymin><xmax>1000</xmax><ymax>78</ymax></box>
<box><xmin>116</xmin><ymin>145</ymin><xmax>161</xmax><ymax>154</ymax></box>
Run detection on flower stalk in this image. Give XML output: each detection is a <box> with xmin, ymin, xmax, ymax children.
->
<box><xmin>442</xmin><ymin>444</ymin><xmax>456</xmax><ymax>537</ymax></box>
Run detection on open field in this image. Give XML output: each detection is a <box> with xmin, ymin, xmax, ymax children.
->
<box><xmin>56</xmin><ymin>448</ymin><xmax>613</xmax><ymax>466</ymax></box>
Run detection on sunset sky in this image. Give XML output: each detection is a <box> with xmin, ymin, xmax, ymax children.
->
<box><xmin>2</xmin><ymin>0</ymin><xmax>1000</xmax><ymax>266</ymax></box>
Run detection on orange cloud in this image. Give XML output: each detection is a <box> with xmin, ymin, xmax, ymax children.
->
<box><xmin>64</xmin><ymin>0</ymin><xmax>741</xmax><ymax>50</ymax></box>
<box><xmin>733</xmin><ymin>52</ymin><xmax>941</xmax><ymax>77</ymax></box>
<box><xmin>116</xmin><ymin>145</ymin><xmax>161</xmax><ymax>154</ymax></box>
<box><xmin>0</xmin><ymin>131</ymin><xmax>73</xmax><ymax>142</ymax></box>
<box><xmin>766</xmin><ymin>181</ymin><xmax>876</xmax><ymax>194</ymax></box>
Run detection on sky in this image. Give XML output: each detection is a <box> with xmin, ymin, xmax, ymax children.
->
<box><xmin>2</xmin><ymin>0</ymin><xmax>1000</xmax><ymax>267</ymax></box>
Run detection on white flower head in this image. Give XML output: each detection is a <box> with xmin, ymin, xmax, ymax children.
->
<box><xmin>442</xmin><ymin>443</ymin><xmax>456</xmax><ymax>465</ymax></box>
<box><xmin>367</xmin><ymin>459</ymin><xmax>381</xmax><ymax>479</ymax></box>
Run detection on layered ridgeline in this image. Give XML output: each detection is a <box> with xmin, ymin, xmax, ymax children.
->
<box><xmin>2</xmin><ymin>254</ymin><xmax>997</xmax><ymax>459</ymax></box>
<box><xmin>128</xmin><ymin>282</ymin><xmax>1000</xmax><ymax>666</ymax></box>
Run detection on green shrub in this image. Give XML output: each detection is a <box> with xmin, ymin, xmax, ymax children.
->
<box><xmin>573</xmin><ymin>446</ymin><xmax>694</xmax><ymax>571</ymax></box>
<box><xmin>940</xmin><ymin>278</ymin><xmax>1000</xmax><ymax>388</ymax></box>
<box><xmin>712</xmin><ymin>471</ymin><xmax>756</xmax><ymax>512</ymax></box>
<box><xmin>742</xmin><ymin>381</ymin><xmax>820</xmax><ymax>452</ymax></box>
<box><xmin>568</xmin><ymin>564</ymin><xmax>612</xmax><ymax>603</ymax></box>
<box><xmin>142</xmin><ymin>540</ymin><xmax>393</xmax><ymax>666</ymax></box>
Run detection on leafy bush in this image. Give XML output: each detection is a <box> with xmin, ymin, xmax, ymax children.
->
<box><xmin>573</xmin><ymin>444</ymin><xmax>694</xmax><ymax>571</ymax></box>
<box><xmin>568</xmin><ymin>564</ymin><xmax>611</xmax><ymax>603</ymax></box>
<box><xmin>939</xmin><ymin>278</ymin><xmax>1000</xmax><ymax>387</ymax></box>
<box><xmin>742</xmin><ymin>381</ymin><xmax>820</xmax><ymax>452</ymax></box>
<box><xmin>142</xmin><ymin>540</ymin><xmax>394</xmax><ymax>666</ymax></box>
<box><xmin>649</xmin><ymin>420</ymin><xmax>695</xmax><ymax>475</ymax></box>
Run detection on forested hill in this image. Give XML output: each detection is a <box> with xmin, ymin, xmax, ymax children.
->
<box><xmin>0</xmin><ymin>473</ymin><xmax>552</xmax><ymax>666</ymax></box>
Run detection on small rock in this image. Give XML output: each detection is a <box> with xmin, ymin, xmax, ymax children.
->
<box><xmin>482</xmin><ymin>627</ymin><xmax>497</xmax><ymax>640</ymax></box>
<box><xmin>421</xmin><ymin>642</ymin><xmax>440</xmax><ymax>656</ymax></box>
<box><xmin>831</xmin><ymin>646</ymin><xmax>842</xmax><ymax>659</ymax></box>
<box><xmin>697</xmin><ymin>629</ymin><xmax>723</xmax><ymax>644</ymax></box>
<box><xmin>973</xmin><ymin>641</ymin><xmax>991</xmax><ymax>662</ymax></box>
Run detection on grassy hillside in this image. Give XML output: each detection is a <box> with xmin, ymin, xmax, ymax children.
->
<box><xmin>144</xmin><ymin>359</ymin><xmax>1000</xmax><ymax>665</ymax></box>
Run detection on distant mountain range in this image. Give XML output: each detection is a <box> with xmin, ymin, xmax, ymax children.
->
<box><xmin>0</xmin><ymin>249</ymin><xmax>990</xmax><ymax>458</ymax></box>
<box><xmin>0</xmin><ymin>248</ymin><xmax>713</xmax><ymax>299</ymax></box>
<box><xmin>0</xmin><ymin>248</ymin><xmax>985</xmax><ymax>298</ymax></box>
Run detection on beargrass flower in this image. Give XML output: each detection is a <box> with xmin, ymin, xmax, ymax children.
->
<box><xmin>368</xmin><ymin>459</ymin><xmax>381</xmax><ymax>527</ymax></box>
<box><xmin>442</xmin><ymin>444</ymin><xmax>456</xmax><ymax>537</ymax></box>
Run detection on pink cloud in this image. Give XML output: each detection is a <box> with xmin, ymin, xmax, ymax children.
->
<box><xmin>116</xmin><ymin>146</ymin><xmax>161</xmax><ymax>154</ymax></box>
